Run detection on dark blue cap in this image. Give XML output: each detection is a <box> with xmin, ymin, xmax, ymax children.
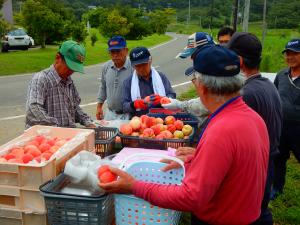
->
<box><xmin>282</xmin><ymin>39</ymin><xmax>300</xmax><ymax>53</ymax></box>
<box><xmin>129</xmin><ymin>47</ymin><xmax>151</xmax><ymax>65</ymax></box>
<box><xmin>185</xmin><ymin>45</ymin><xmax>240</xmax><ymax>77</ymax></box>
<box><xmin>108</xmin><ymin>36</ymin><xmax>126</xmax><ymax>51</ymax></box>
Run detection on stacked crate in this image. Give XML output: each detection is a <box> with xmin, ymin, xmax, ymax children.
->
<box><xmin>0</xmin><ymin>125</ymin><xmax>95</xmax><ymax>225</ymax></box>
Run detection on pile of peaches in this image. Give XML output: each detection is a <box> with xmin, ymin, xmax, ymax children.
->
<box><xmin>120</xmin><ymin>115</ymin><xmax>193</xmax><ymax>139</ymax></box>
<box><xmin>0</xmin><ymin>135</ymin><xmax>70</xmax><ymax>164</ymax></box>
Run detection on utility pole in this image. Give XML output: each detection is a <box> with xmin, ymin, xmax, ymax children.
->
<box><xmin>262</xmin><ymin>0</ymin><xmax>267</xmax><ymax>47</ymax></box>
<box><xmin>232</xmin><ymin>0</ymin><xmax>239</xmax><ymax>31</ymax></box>
<box><xmin>243</xmin><ymin>0</ymin><xmax>250</xmax><ymax>32</ymax></box>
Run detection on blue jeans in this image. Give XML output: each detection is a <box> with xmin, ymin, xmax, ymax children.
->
<box><xmin>273</xmin><ymin>122</ymin><xmax>300</xmax><ymax>193</ymax></box>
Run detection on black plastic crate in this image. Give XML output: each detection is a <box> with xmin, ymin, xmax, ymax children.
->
<box><xmin>87</xmin><ymin>127</ymin><xmax>119</xmax><ymax>158</ymax></box>
<box><xmin>40</xmin><ymin>173</ymin><xmax>114</xmax><ymax>225</ymax></box>
<box><xmin>147</xmin><ymin>112</ymin><xmax>199</xmax><ymax>140</ymax></box>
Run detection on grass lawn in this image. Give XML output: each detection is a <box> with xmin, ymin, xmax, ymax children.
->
<box><xmin>0</xmin><ymin>30</ymin><xmax>171</xmax><ymax>76</ymax></box>
<box><xmin>177</xmin><ymin>88</ymin><xmax>300</xmax><ymax>225</ymax></box>
<box><xmin>167</xmin><ymin>22</ymin><xmax>300</xmax><ymax>73</ymax></box>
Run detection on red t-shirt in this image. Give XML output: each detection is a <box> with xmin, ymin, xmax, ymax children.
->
<box><xmin>133</xmin><ymin>98</ymin><xmax>269</xmax><ymax>225</ymax></box>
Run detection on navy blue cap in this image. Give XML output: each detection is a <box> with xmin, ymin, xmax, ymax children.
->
<box><xmin>185</xmin><ymin>45</ymin><xmax>240</xmax><ymax>77</ymax></box>
<box><xmin>282</xmin><ymin>39</ymin><xmax>300</xmax><ymax>53</ymax></box>
<box><xmin>129</xmin><ymin>47</ymin><xmax>151</xmax><ymax>65</ymax></box>
<box><xmin>177</xmin><ymin>32</ymin><xmax>215</xmax><ymax>59</ymax></box>
<box><xmin>108</xmin><ymin>36</ymin><xmax>126</xmax><ymax>51</ymax></box>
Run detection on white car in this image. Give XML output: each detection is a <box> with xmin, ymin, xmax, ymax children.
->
<box><xmin>1</xmin><ymin>28</ymin><xmax>34</xmax><ymax>52</ymax></box>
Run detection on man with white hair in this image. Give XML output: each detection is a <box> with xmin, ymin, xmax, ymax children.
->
<box><xmin>99</xmin><ymin>45</ymin><xmax>269</xmax><ymax>225</ymax></box>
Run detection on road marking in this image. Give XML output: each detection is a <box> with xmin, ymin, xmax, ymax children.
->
<box><xmin>0</xmin><ymin>80</ymin><xmax>192</xmax><ymax>121</ymax></box>
<box><xmin>149</xmin><ymin>37</ymin><xmax>178</xmax><ymax>51</ymax></box>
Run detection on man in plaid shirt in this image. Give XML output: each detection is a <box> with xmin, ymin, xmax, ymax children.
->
<box><xmin>25</xmin><ymin>40</ymin><xmax>95</xmax><ymax>128</ymax></box>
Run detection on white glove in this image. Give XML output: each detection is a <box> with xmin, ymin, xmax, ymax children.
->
<box><xmin>161</xmin><ymin>98</ymin><xmax>183</xmax><ymax>110</ymax></box>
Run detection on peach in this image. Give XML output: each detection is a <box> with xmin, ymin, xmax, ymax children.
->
<box><xmin>0</xmin><ymin>157</ymin><xmax>7</xmax><ymax>163</ymax></box>
<box><xmin>155</xmin><ymin>118</ymin><xmax>164</xmax><ymax>124</ymax></box>
<box><xmin>4</xmin><ymin>154</ymin><xmax>15</xmax><ymax>160</ymax></box>
<box><xmin>140</xmin><ymin>115</ymin><xmax>149</xmax><ymax>124</ymax></box>
<box><xmin>49</xmin><ymin>145</ymin><xmax>60</xmax><ymax>153</ymax></box>
<box><xmin>155</xmin><ymin>133</ymin><xmax>166</xmax><ymax>140</ymax></box>
<box><xmin>27</xmin><ymin>140</ymin><xmax>40</xmax><ymax>147</ymax></box>
<box><xmin>165</xmin><ymin>116</ymin><xmax>176</xmax><ymax>125</ymax></box>
<box><xmin>41</xmin><ymin>152</ymin><xmax>52</xmax><ymax>161</ymax></box>
<box><xmin>34</xmin><ymin>156</ymin><xmax>42</xmax><ymax>163</ymax></box>
<box><xmin>150</xmin><ymin>125</ymin><xmax>161</xmax><ymax>136</ymax></box>
<box><xmin>144</xmin><ymin>96</ymin><xmax>151</xmax><ymax>103</ymax></box>
<box><xmin>34</xmin><ymin>135</ymin><xmax>45</xmax><ymax>145</ymax></box>
<box><xmin>143</xmin><ymin>128</ymin><xmax>154</xmax><ymax>138</ymax></box>
<box><xmin>131</xmin><ymin>132</ymin><xmax>140</xmax><ymax>136</ymax></box>
<box><xmin>162</xmin><ymin>130</ymin><xmax>173</xmax><ymax>139</ymax></box>
<box><xmin>8</xmin><ymin>158</ymin><xmax>23</xmax><ymax>164</ymax></box>
<box><xmin>174</xmin><ymin>130</ymin><xmax>184</xmax><ymax>139</ymax></box>
<box><xmin>146</xmin><ymin>117</ymin><xmax>156</xmax><ymax>128</ymax></box>
<box><xmin>27</xmin><ymin>148</ymin><xmax>41</xmax><ymax>157</ymax></box>
<box><xmin>182</xmin><ymin>125</ymin><xmax>193</xmax><ymax>136</ymax></box>
<box><xmin>24</xmin><ymin>144</ymin><xmax>40</xmax><ymax>153</ymax></box>
<box><xmin>55</xmin><ymin>140</ymin><xmax>66</xmax><ymax>147</ymax></box>
<box><xmin>47</xmin><ymin>139</ymin><xmax>56</xmax><ymax>146</ymax></box>
<box><xmin>139</xmin><ymin>123</ymin><xmax>147</xmax><ymax>133</ymax></box>
<box><xmin>167</xmin><ymin>124</ymin><xmax>176</xmax><ymax>133</ymax></box>
<box><xmin>129</xmin><ymin>118</ymin><xmax>141</xmax><ymax>131</ymax></box>
<box><xmin>22</xmin><ymin>154</ymin><xmax>34</xmax><ymax>164</ymax></box>
<box><xmin>120</xmin><ymin>124</ymin><xmax>133</xmax><ymax>135</ymax></box>
<box><xmin>10</xmin><ymin>147</ymin><xmax>24</xmax><ymax>156</ymax></box>
<box><xmin>156</xmin><ymin>123</ymin><xmax>165</xmax><ymax>132</ymax></box>
<box><xmin>174</xmin><ymin>120</ymin><xmax>184</xmax><ymax>130</ymax></box>
<box><xmin>39</xmin><ymin>143</ymin><xmax>51</xmax><ymax>153</ymax></box>
<box><xmin>160</xmin><ymin>97</ymin><xmax>171</xmax><ymax>105</ymax></box>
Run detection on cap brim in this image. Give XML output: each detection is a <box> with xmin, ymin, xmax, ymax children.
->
<box><xmin>65</xmin><ymin>58</ymin><xmax>84</xmax><ymax>74</ymax></box>
<box><xmin>185</xmin><ymin>66</ymin><xmax>195</xmax><ymax>76</ymax></box>
<box><xmin>108</xmin><ymin>46</ymin><xmax>125</xmax><ymax>51</ymax></box>
<box><xmin>176</xmin><ymin>48</ymin><xmax>196</xmax><ymax>59</ymax></box>
<box><xmin>131</xmin><ymin>58</ymin><xmax>150</xmax><ymax>66</ymax></box>
<box><xmin>282</xmin><ymin>48</ymin><xmax>300</xmax><ymax>54</ymax></box>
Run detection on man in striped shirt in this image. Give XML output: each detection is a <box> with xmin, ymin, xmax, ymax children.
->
<box><xmin>25</xmin><ymin>40</ymin><xmax>95</xmax><ymax>128</ymax></box>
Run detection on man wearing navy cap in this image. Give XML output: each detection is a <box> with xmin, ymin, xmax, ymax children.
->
<box><xmin>122</xmin><ymin>46</ymin><xmax>176</xmax><ymax>117</ymax></box>
<box><xmin>162</xmin><ymin>32</ymin><xmax>213</xmax><ymax>125</ymax></box>
<box><xmin>99</xmin><ymin>46</ymin><xmax>269</xmax><ymax>225</ymax></box>
<box><xmin>272</xmin><ymin>39</ymin><xmax>300</xmax><ymax>199</ymax></box>
<box><xmin>96</xmin><ymin>36</ymin><xmax>133</xmax><ymax>120</ymax></box>
<box><xmin>228</xmin><ymin>32</ymin><xmax>282</xmax><ymax>225</ymax></box>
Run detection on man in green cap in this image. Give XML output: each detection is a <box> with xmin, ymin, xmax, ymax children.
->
<box><xmin>25</xmin><ymin>40</ymin><xmax>96</xmax><ymax>128</ymax></box>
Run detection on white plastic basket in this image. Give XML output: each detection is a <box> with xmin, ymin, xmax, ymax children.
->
<box><xmin>115</xmin><ymin>153</ymin><xmax>184</xmax><ymax>225</ymax></box>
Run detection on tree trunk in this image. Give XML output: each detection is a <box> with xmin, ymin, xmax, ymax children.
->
<box><xmin>41</xmin><ymin>33</ymin><xmax>46</xmax><ymax>49</ymax></box>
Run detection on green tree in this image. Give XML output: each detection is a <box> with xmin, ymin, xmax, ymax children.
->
<box><xmin>148</xmin><ymin>8</ymin><xmax>175</xmax><ymax>34</ymax></box>
<box><xmin>22</xmin><ymin>0</ymin><xmax>64</xmax><ymax>48</ymax></box>
<box><xmin>99</xmin><ymin>9</ymin><xmax>133</xmax><ymax>37</ymax></box>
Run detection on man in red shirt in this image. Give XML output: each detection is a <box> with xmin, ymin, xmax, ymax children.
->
<box><xmin>99</xmin><ymin>45</ymin><xmax>269</xmax><ymax>225</ymax></box>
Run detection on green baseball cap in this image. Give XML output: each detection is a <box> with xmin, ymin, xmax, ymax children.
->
<box><xmin>59</xmin><ymin>40</ymin><xmax>86</xmax><ymax>73</ymax></box>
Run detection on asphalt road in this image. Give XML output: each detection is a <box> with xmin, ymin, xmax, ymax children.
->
<box><xmin>0</xmin><ymin>32</ymin><xmax>277</xmax><ymax>145</ymax></box>
<box><xmin>0</xmin><ymin>33</ymin><xmax>193</xmax><ymax>144</ymax></box>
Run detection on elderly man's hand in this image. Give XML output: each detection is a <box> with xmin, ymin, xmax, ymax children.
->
<box><xmin>99</xmin><ymin>167</ymin><xmax>136</xmax><ymax>194</ymax></box>
<box><xmin>176</xmin><ymin>147</ymin><xmax>196</xmax><ymax>157</ymax></box>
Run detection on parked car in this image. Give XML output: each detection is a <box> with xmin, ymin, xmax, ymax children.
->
<box><xmin>1</xmin><ymin>28</ymin><xmax>34</xmax><ymax>52</ymax></box>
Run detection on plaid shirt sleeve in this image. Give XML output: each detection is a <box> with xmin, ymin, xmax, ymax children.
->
<box><xmin>26</xmin><ymin>74</ymin><xmax>59</xmax><ymax>127</ymax></box>
<box><xmin>73</xmin><ymin>85</ymin><xmax>94</xmax><ymax>126</ymax></box>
